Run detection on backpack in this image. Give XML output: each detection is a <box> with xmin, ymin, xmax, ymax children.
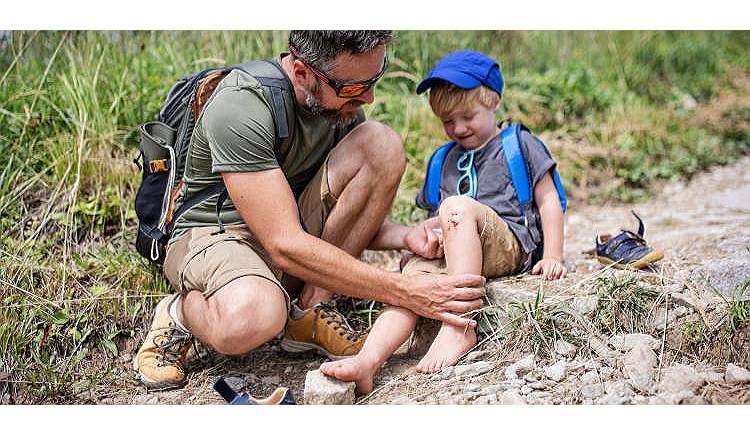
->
<box><xmin>423</xmin><ymin>122</ymin><xmax>567</xmax><ymax>225</ymax></box>
<box><xmin>133</xmin><ymin>60</ymin><xmax>293</xmax><ymax>264</ymax></box>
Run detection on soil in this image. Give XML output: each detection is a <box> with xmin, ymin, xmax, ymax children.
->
<box><xmin>102</xmin><ymin>155</ymin><xmax>750</xmax><ymax>405</ymax></box>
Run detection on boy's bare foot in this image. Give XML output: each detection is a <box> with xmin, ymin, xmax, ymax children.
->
<box><xmin>415</xmin><ymin>323</ymin><xmax>477</xmax><ymax>374</ymax></box>
<box><xmin>319</xmin><ymin>357</ymin><xmax>378</xmax><ymax>395</ymax></box>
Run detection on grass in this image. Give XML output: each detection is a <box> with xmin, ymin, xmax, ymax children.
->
<box><xmin>1</xmin><ymin>30</ymin><xmax>749</xmax><ymax>403</ymax></box>
<box><xmin>594</xmin><ymin>272</ymin><xmax>661</xmax><ymax>335</ymax></box>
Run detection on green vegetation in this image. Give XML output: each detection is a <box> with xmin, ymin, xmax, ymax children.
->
<box><xmin>594</xmin><ymin>273</ymin><xmax>661</xmax><ymax>335</ymax></box>
<box><xmin>1</xmin><ymin>30</ymin><xmax>748</xmax><ymax>403</ymax></box>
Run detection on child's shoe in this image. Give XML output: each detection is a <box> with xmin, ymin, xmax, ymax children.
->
<box><xmin>595</xmin><ymin>211</ymin><xmax>664</xmax><ymax>269</ymax></box>
<box><xmin>214</xmin><ymin>377</ymin><xmax>296</xmax><ymax>405</ymax></box>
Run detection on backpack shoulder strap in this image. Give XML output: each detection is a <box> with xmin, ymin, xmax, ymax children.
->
<box><xmin>424</xmin><ymin>141</ymin><xmax>456</xmax><ymax>209</ymax></box>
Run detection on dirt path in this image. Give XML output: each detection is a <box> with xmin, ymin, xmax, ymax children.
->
<box><xmin>106</xmin><ymin>156</ymin><xmax>750</xmax><ymax>405</ymax></box>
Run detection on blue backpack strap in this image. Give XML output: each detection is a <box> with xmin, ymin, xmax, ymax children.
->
<box><xmin>424</xmin><ymin>141</ymin><xmax>455</xmax><ymax>209</ymax></box>
<box><xmin>500</xmin><ymin>123</ymin><xmax>568</xmax><ymax>225</ymax></box>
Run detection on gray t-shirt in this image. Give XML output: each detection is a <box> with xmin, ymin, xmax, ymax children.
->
<box><xmin>415</xmin><ymin>129</ymin><xmax>556</xmax><ymax>269</ymax></box>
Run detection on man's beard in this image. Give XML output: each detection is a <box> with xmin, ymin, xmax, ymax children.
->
<box><xmin>302</xmin><ymin>82</ymin><xmax>358</xmax><ymax>127</ymax></box>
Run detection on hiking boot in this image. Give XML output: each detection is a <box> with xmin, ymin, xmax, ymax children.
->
<box><xmin>280</xmin><ymin>303</ymin><xmax>366</xmax><ymax>360</ymax></box>
<box><xmin>133</xmin><ymin>294</ymin><xmax>194</xmax><ymax>391</ymax></box>
<box><xmin>595</xmin><ymin>210</ymin><xmax>664</xmax><ymax>270</ymax></box>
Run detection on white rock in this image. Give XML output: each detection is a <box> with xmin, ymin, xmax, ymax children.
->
<box><xmin>554</xmin><ymin>339</ymin><xmax>577</xmax><ymax>357</ymax></box>
<box><xmin>303</xmin><ymin>370</ymin><xmax>355</xmax><ymax>405</ymax></box>
<box><xmin>623</xmin><ymin>344</ymin><xmax>657</xmax><ymax>393</ymax></box>
<box><xmin>673</xmin><ymin>306</ymin><xmax>691</xmax><ymax>318</ymax></box>
<box><xmin>454</xmin><ymin>361</ymin><xmax>493</xmax><ymax>377</ymax></box>
<box><xmin>481</xmin><ymin>384</ymin><xmax>506</xmax><ymax>396</ymax></box>
<box><xmin>599</xmin><ymin>367</ymin><xmax>615</xmax><ymax>378</ymax></box>
<box><xmin>581</xmin><ymin>383</ymin><xmax>605</xmax><ymax>399</ymax></box>
<box><xmin>505</xmin><ymin>354</ymin><xmax>535</xmax><ymax>381</ymax></box>
<box><xmin>500</xmin><ymin>389</ymin><xmax>527</xmax><ymax>405</ymax></box>
<box><xmin>572</xmin><ymin>295</ymin><xmax>598</xmax><ymax>316</ymax></box>
<box><xmin>608</xmin><ymin>333</ymin><xmax>660</xmax><ymax>351</ymax></box>
<box><xmin>544</xmin><ymin>360</ymin><xmax>568</xmax><ymax>382</ymax></box>
<box><xmin>464</xmin><ymin>383</ymin><xmax>482</xmax><ymax>393</ymax></box>
<box><xmin>520</xmin><ymin>385</ymin><xmax>533</xmax><ymax>395</ymax></box>
<box><xmin>649</xmin><ymin>390</ymin><xmax>705</xmax><ymax>405</ymax></box>
<box><xmin>389</xmin><ymin>396</ymin><xmax>416</xmax><ymax>404</ymax></box>
<box><xmin>657</xmin><ymin>364</ymin><xmax>705</xmax><ymax>394</ymax></box>
<box><xmin>699</xmin><ymin>371</ymin><xmax>724</xmax><ymax>383</ymax></box>
<box><xmin>652</xmin><ymin>307</ymin><xmax>677</xmax><ymax>331</ymax></box>
<box><xmin>525</xmin><ymin>391</ymin><xmax>553</xmax><ymax>402</ymax></box>
<box><xmin>581</xmin><ymin>370</ymin><xmax>600</xmax><ymax>385</ymax></box>
<box><xmin>473</xmin><ymin>395</ymin><xmax>498</xmax><ymax>405</ymax></box>
<box><xmin>436</xmin><ymin>366</ymin><xmax>455</xmax><ymax>380</ymax></box>
<box><xmin>725</xmin><ymin>363</ymin><xmax>750</xmax><ymax>384</ymax></box>
<box><xmin>463</xmin><ymin>350</ymin><xmax>492</xmax><ymax>363</ymax></box>
<box><xmin>669</xmin><ymin>292</ymin><xmax>698</xmax><ymax>310</ymax></box>
<box><xmin>527</xmin><ymin>381</ymin><xmax>546</xmax><ymax>390</ymax></box>
<box><xmin>261</xmin><ymin>375</ymin><xmax>281</xmax><ymax>385</ymax></box>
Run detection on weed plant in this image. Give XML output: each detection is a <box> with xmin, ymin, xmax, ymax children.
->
<box><xmin>594</xmin><ymin>272</ymin><xmax>661</xmax><ymax>335</ymax></box>
<box><xmin>1</xmin><ymin>30</ymin><xmax>749</xmax><ymax>403</ymax></box>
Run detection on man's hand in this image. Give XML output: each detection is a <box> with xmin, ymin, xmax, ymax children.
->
<box><xmin>531</xmin><ymin>258</ymin><xmax>567</xmax><ymax>280</ymax></box>
<box><xmin>400</xmin><ymin>273</ymin><xmax>486</xmax><ymax>328</ymax></box>
<box><xmin>403</xmin><ymin>217</ymin><xmax>444</xmax><ymax>259</ymax></box>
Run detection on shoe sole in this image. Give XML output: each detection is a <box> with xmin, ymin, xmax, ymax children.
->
<box><xmin>279</xmin><ymin>338</ymin><xmax>356</xmax><ymax>361</ymax></box>
<box><xmin>132</xmin><ymin>294</ymin><xmax>187</xmax><ymax>392</ymax></box>
<box><xmin>596</xmin><ymin>250</ymin><xmax>664</xmax><ymax>270</ymax></box>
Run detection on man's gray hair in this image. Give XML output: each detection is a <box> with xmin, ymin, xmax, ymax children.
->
<box><xmin>289</xmin><ymin>30</ymin><xmax>393</xmax><ymax>71</ymax></box>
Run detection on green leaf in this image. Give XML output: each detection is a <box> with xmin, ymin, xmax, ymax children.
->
<box><xmin>100</xmin><ymin>339</ymin><xmax>118</xmax><ymax>357</ymax></box>
<box><xmin>50</xmin><ymin>311</ymin><xmax>71</xmax><ymax>325</ymax></box>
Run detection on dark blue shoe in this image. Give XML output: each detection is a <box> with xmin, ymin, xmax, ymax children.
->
<box><xmin>595</xmin><ymin>211</ymin><xmax>664</xmax><ymax>269</ymax></box>
<box><xmin>214</xmin><ymin>377</ymin><xmax>296</xmax><ymax>405</ymax></box>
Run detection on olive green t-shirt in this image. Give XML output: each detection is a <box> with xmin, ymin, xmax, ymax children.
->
<box><xmin>170</xmin><ymin>57</ymin><xmax>364</xmax><ymax>242</ymax></box>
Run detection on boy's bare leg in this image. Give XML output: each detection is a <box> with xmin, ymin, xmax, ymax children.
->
<box><xmin>416</xmin><ymin>196</ymin><xmax>482</xmax><ymax>374</ymax></box>
<box><xmin>320</xmin><ymin>306</ymin><xmax>417</xmax><ymax>394</ymax></box>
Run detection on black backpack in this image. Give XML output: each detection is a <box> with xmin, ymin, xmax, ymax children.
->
<box><xmin>133</xmin><ymin>60</ymin><xmax>293</xmax><ymax>264</ymax></box>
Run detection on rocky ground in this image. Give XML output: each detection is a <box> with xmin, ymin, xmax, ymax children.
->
<box><xmin>98</xmin><ymin>156</ymin><xmax>750</xmax><ymax>405</ymax></box>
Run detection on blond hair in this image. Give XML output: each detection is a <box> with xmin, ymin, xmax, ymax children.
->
<box><xmin>428</xmin><ymin>81</ymin><xmax>501</xmax><ymax>119</ymax></box>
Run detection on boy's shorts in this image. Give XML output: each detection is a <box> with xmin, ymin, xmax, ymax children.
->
<box><xmin>162</xmin><ymin>157</ymin><xmax>338</xmax><ymax>310</ymax></box>
<box><xmin>402</xmin><ymin>202</ymin><xmax>525</xmax><ymax>278</ymax></box>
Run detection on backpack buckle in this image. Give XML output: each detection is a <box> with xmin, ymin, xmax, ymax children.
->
<box><xmin>149</xmin><ymin>159</ymin><xmax>169</xmax><ymax>173</ymax></box>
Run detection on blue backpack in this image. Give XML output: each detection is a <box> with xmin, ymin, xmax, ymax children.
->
<box><xmin>423</xmin><ymin>123</ymin><xmax>567</xmax><ymax>226</ymax></box>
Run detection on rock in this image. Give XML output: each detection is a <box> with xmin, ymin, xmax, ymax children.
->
<box><xmin>554</xmin><ymin>339</ymin><xmax>577</xmax><ymax>357</ymax></box>
<box><xmin>588</xmin><ymin>336</ymin><xmax>618</xmax><ymax>362</ymax></box>
<box><xmin>520</xmin><ymin>385</ymin><xmax>533</xmax><ymax>395</ymax></box>
<box><xmin>581</xmin><ymin>370</ymin><xmax>600</xmax><ymax>385</ymax></box>
<box><xmin>454</xmin><ymin>361</ymin><xmax>493</xmax><ymax>377</ymax></box>
<box><xmin>510</xmin><ymin>379</ymin><xmax>525</xmax><ymax>388</ymax></box>
<box><xmin>657</xmin><ymin>364</ymin><xmax>705</xmax><ymax>394</ymax></box>
<box><xmin>486</xmin><ymin>281</ymin><xmax>536</xmax><ymax>305</ymax></box>
<box><xmin>690</xmin><ymin>257</ymin><xmax>750</xmax><ymax>298</ymax></box>
<box><xmin>623</xmin><ymin>344</ymin><xmax>657</xmax><ymax>393</ymax></box>
<box><xmin>673</xmin><ymin>306</ymin><xmax>691</xmax><ymax>318</ymax></box>
<box><xmin>599</xmin><ymin>394</ymin><xmax>630</xmax><ymax>405</ymax></box>
<box><xmin>525</xmin><ymin>391</ymin><xmax>553</xmax><ymax>402</ymax></box>
<box><xmin>581</xmin><ymin>383</ymin><xmax>605</xmax><ymax>399</ymax></box>
<box><xmin>1</xmin><ymin>392</ymin><xmax>12</xmax><ymax>405</ymax></box>
<box><xmin>670</xmin><ymin>291</ymin><xmax>699</xmax><ymax>310</ymax></box>
<box><xmin>505</xmin><ymin>354</ymin><xmax>535</xmax><ymax>381</ymax></box>
<box><xmin>599</xmin><ymin>367</ymin><xmax>615</xmax><ymax>378</ymax></box>
<box><xmin>464</xmin><ymin>383</ymin><xmax>482</xmax><ymax>393</ymax></box>
<box><xmin>652</xmin><ymin>307</ymin><xmax>677</xmax><ymax>331</ymax></box>
<box><xmin>572</xmin><ymin>295</ymin><xmax>598</xmax><ymax>316</ymax></box>
<box><xmin>500</xmin><ymin>389</ymin><xmax>527</xmax><ymax>405</ymax></box>
<box><xmin>699</xmin><ymin>371</ymin><xmax>724</xmax><ymax>383</ymax></box>
<box><xmin>132</xmin><ymin>394</ymin><xmax>159</xmax><ymax>405</ymax></box>
<box><xmin>436</xmin><ymin>366</ymin><xmax>455</xmax><ymax>380</ymax></box>
<box><xmin>725</xmin><ymin>363</ymin><xmax>750</xmax><ymax>384</ymax></box>
<box><xmin>224</xmin><ymin>376</ymin><xmax>248</xmax><ymax>392</ymax></box>
<box><xmin>604</xmin><ymin>380</ymin><xmax>634</xmax><ymax>397</ymax></box>
<box><xmin>389</xmin><ymin>395</ymin><xmax>416</xmax><ymax>404</ymax></box>
<box><xmin>284</xmin><ymin>366</ymin><xmax>293</xmax><ymax>375</ymax></box>
<box><xmin>544</xmin><ymin>360</ymin><xmax>568</xmax><ymax>382</ymax></box>
<box><xmin>527</xmin><ymin>381</ymin><xmax>546</xmax><ymax>390</ymax></box>
<box><xmin>99</xmin><ymin>397</ymin><xmax>115</xmax><ymax>405</ymax></box>
<box><xmin>473</xmin><ymin>394</ymin><xmax>498</xmax><ymax>405</ymax></box>
<box><xmin>523</xmin><ymin>373</ymin><xmax>539</xmax><ymax>383</ymax></box>
<box><xmin>463</xmin><ymin>350</ymin><xmax>492</xmax><ymax>363</ymax></box>
<box><xmin>261</xmin><ymin>375</ymin><xmax>281</xmax><ymax>385</ymax></box>
<box><xmin>303</xmin><ymin>370</ymin><xmax>355</xmax><ymax>405</ymax></box>
<box><xmin>481</xmin><ymin>384</ymin><xmax>506</xmax><ymax>396</ymax></box>
<box><xmin>608</xmin><ymin>333</ymin><xmax>660</xmax><ymax>351</ymax></box>
<box><xmin>584</xmin><ymin>359</ymin><xmax>602</xmax><ymax>371</ymax></box>
<box><xmin>649</xmin><ymin>390</ymin><xmax>706</xmax><ymax>405</ymax></box>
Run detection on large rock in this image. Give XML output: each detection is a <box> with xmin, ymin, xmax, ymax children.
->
<box><xmin>690</xmin><ymin>257</ymin><xmax>750</xmax><ymax>298</ymax></box>
<box><xmin>303</xmin><ymin>370</ymin><xmax>355</xmax><ymax>405</ymax></box>
<box><xmin>454</xmin><ymin>361</ymin><xmax>493</xmax><ymax>378</ymax></box>
<box><xmin>485</xmin><ymin>281</ymin><xmax>536</xmax><ymax>305</ymax></box>
<box><xmin>505</xmin><ymin>354</ymin><xmax>535</xmax><ymax>381</ymax></box>
<box><xmin>623</xmin><ymin>344</ymin><xmax>657</xmax><ymax>393</ymax></box>
<box><xmin>609</xmin><ymin>333</ymin><xmax>660</xmax><ymax>352</ymax></box>
<box><xmin>656</xmin><ymin>364</ymin><xmax>705</xmax><ymax>394</ymax></box>
<box><xmin>725</xmin><ymin>363</ymin><xmax>750</xmax><ymax>384</ymax></box>
<box><xmin>544</xmin><ymin>360</ymin><xmax>568</xmax><ymax>382</ymax></box>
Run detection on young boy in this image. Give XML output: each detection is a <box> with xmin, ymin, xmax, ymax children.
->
<box><xmin>320</xmin><ymin>50</ymin><xmax>567</xmax><ymax>394</ymax></box>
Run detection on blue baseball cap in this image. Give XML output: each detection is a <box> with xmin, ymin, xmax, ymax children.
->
<box><xmin>416</xmin><ymin>50</ymin><xmax>504</xmax><ymax>97</ymax></box>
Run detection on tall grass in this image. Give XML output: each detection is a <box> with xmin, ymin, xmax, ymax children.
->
<box><xmin>1</xmin><ymin>30</ymin><xmax>749</xmax><ymax>403</ymax></box>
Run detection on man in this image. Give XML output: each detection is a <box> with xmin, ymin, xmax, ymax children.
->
<box><xmin>134</xmin><ymin>30</ymin><xmax>486</xmax><ymax>391</ymax></box>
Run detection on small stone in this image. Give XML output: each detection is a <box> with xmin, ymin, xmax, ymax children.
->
<box><xmin>520</xmin><ymin>385</ymin><xmax>533</xmax><ymax>395</ymax></box>
<box><xmin>464</xmin><ymin>383</ymin><xmax>482</xmax><ymax>393</ymax></box>
<box><xmin>582</xmin><ymin>399</ymin><xmax>594</xmax><ymax>405</ymax></box>
<box><xmin>652</xmin><ymin>307</ymin><xmax>677</xmax><ymax>331</ymax></box>
<box><xmin>599</xmin><ymin>394</ymin><xmax>630</xmax><ymax>405</ymax></box>
<box><xmin>700</xmin><ymin>371</ymin><xmax>724</xmax><ymax>383</ymax></box>
<box><xmin>473</xmin><ymin>394</ymin><xmax>498</xmax><ymax>405</ymax></box>
<box><xmin>118</xmin><ymin>353</ymin><xmax>133</xmax><ymax>364</ymax></box>
<box><xmin>608</xmin><ymin>333</ymin><xmax>660</xmax><ymax>352</ymax></box>
<box><xmin>505</xmin><ymin>354</ymin><xmax>535</xmax><ymax>381</ymax></box>
<box><xmin>584</xmin><ymin>360</ymin><xmax>602</xmax><ymax>370</ymax></box>
<box><xmin>523</xmin><ymin>373</ymin><xmax>539</xmax><ymax>383</ymax></box>
<box><xmin>481</xmin><ymin>384</ymin><xmax>506</xmax><ymax>396</ymax></box>
<box><xmin>554</xmin><ymin>339</ymin><xmax>577</xmax><ymax>357</ymax></box>
<box><xmin>146</xmin><ymin>396</ymin><xmax>159</xmax><ymax>405</ymax></box>
<box><xmin>544</xmin><ymin>360</ymin><xmax>568</xmax><ymax>382</ymax></box>
<box><xmin>656</xmin><ymin>364</ymin><xmax>705</xmax><ymax>394</ymax></box>
<box><xmin>623</xmin><ymin>344</ymin><xmax>657</xmax><ymax>393</ymax></box>
<box><xmin>527</xmin><ymin>381</ymin><xmax>546</xmax><ymax>390</ymax></box>
<box><xmin>303</xmin><ymin>370</ymin><xmax>355</xmax><ymax>405</ymax></box>
<box><xmin>649</xmin><ymin>390</ymin><xmax>706</xmax><ymax>405</ymax></box>
<box><xmin>674</xmin><ymin>306</ymin><xmax>691</xmax><ymax>318</ymax></box>
<box><xmin>604</xmin><ymin>380</ymin><xmax>634</xmax><ymax>397</ymax></box>
<box><xmin>510</xmin><ymin>379</ymin><xmax>525</xmax><ymax>387</ymax></box>
<box><xmin>725</xmin><ymin>363</ymin><xmax>750</xmax><ymax>384</ymax></box>
<box><xmin>261</xmin><ymin>375</ymin><xmax>281</xmax><ymax>385</ymax></box>
<box><xmin>572</xmin><ymin>295</ymin><xmax>598</xmax><ymax>316</ymax></box>
<box><xmin>581</xmin><ymin>370</ymin><xmax>600</xmax><ymax>385</ymax></box>
<box><xmin>581</xmin><ymin>383</ymin><xmax>605</xmax><ymax>399</ymax></box>
<box><xmin>526</xmin><ymin>391</ymin><xmax>553</xmax><ymax>402</ymax></box>
<box><xmin>437</xmin><ymin>366</ymin><xmax>455</xmax><ymax>380</ymax></box>
<box><xmin>599</xmin><ymin>367</ymin><xmax>615</xmax><ymax>378</ymax></box>
<box><xmin>132</xmin><ymin>394</ymin><xmax>158</xmax><ymax>405</ymax></box>
<box><xmin>389</xmin><ymin>396</ymin><xmax>416</xmax><ymax>404</ymax></box>
<box><xmin>99</xmin><ymin>397</ymin><xmax>115</xmax><ymax>405</ymax></box>
<box><xmin>454</xmin><ymin>361</ymin><xmax>493</xmax><ymax>377</ymax></box>
<box><xmin>284</xmin><ymin>366</ymin><xmax>293</xmax><ymax>375</ymax></box>
<box><xmin>670</xmin><ymin>292</ymin><xmax>698</xmax><ymax>310</ymax></box>
<box><xmin>500</xmin><ymin>389</ymin><xmax>527</xmax><ymax>405</ymax></box>
<box><xmin>463</xmin><ymin>350</ymin><xmax>492</xmax><ymax>363</ymax></box>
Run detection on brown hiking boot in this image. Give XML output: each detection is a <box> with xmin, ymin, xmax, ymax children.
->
<box><xmin>133</xmin><ymin>294</ymin><xmax>193</xmax><ymax>390</ymax></box>
<box><xmin>280</xmin><ymin>303</ymin><xmax>366</xmax><ymax>360</ymax></box>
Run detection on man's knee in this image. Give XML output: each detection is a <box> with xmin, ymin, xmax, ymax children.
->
<box><xmin>208</xmin><ymin>279</ymin><xmax>287</xmax><ymax>355</ymax></box>
<box><xmin>439</xmin><ymin>196</ymin><xmax>482</xmax><ymax>231</ymax></box>
<box><xmin>352</xmin><ymin>121</ymin><xmax>405</xmax><ymax>179</ymax></box>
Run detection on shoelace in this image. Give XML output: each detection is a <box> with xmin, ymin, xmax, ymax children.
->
<box><xmin>152</xmin><ymin>324</ymin><xmax>193</xmax><ymax>367</ymax></box>
<box><xmin>314</xmin><ymin>305</ymin><xmax>364</xmax><ymax>342</ymax></box>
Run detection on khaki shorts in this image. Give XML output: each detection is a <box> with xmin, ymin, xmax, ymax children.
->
<box><xmin>163</xmin><ymin>158</ymin><xmax>337</xmax><ymax>307</ymax></box>
<box><xmin>402</xmin><ymin>203</ymin><xmax>525</xmax><ymax>278</ymax></box>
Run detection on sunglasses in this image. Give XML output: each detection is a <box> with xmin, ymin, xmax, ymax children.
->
<box><xmin>456</xmin><ymin>149</ymin><xmax>477</xmax><ymax>198</ymax></box>
<box><xmin>289</xmin><ymin>45</ymin><xmax>387</xmax><ymax>98</ymax></box>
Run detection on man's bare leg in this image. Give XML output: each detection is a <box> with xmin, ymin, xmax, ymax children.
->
<box><xmin>320</xmin><ymin>306</ymin><xmax>418</xmax><ymax>394</ymax></box>
<box><xmin>416</xmin><ymin>196</ymin><xmax>482</xmax><ymax>374</ymax></box>
<box><xmin>297</xmin><ymin>121</ymin><xmax>405</xmax><ymax>309</ymax></box>
<box><xmin>178</xmin><ymin>276</ymin><xmax>287</xmax><ymax>355</ymax></box>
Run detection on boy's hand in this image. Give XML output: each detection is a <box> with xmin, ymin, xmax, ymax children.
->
<box><xmin>531</xmin><ymin>258</ymin><xmax>567</xmax><ymax>280</ymax></box>
<box><xmin>403</xmin><ymin>217</ymin><xmax>444</xmax><ymax>259</ymax></box>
